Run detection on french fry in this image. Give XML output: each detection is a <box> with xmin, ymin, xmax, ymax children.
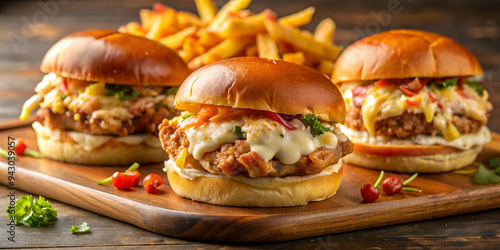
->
<box><xmin>216</xmin><ymin>11</ymin><xmax>268</xmax><ymax>38</ymax></box>
<box><xmin>317</xmin><ymin>59</ymin><xmax>335</xmax><ymax>76</ymax></box>
<box><xmin>198</xmin><ymin>30</ymin><xmax>224</xmax><ymax>49</ymax></box>
<box><xmin>118</xmin><ymin>22</ymin><xmax>146</xmax><ymax>37</ymax></box>
<box><xmin>195</xmin><ymin>0</ymin><xmax>218</xmax><ymax>23</ymax></box>
<box><xmin>207</xmin><ymin>0</ymin><xmax>252</xmax><ymax>31</ymax></box>
<box><xmin>257</xmin><ymin>33</ymin><xmax>280</xmax><ymax>60</ymax></box>
<box><xmin>245</xmin><ymin>44</ymin><xmax>258</xmax><ymax>56</ymax></box>
<box><xmin>146</xmin><ymin>8</ymin><xmax>179</xmax><ymax>40</ymax></box>
<box><xmin>177</xmin><ymin>11</ymin><xmax>204</xmax><ymax>29</ymax></box>
<box><xmin>140</xmin><ymin>9</ymin><xmax>156</xmax><ymax>32</ymax></box>
<box><xmin>159</xmin><ymin>26</ymin><xmax>198</xmax><ymax>50</ymax></box>
<box><xmin>188</xmin><ymin>37</ymin><xmax>254</xmax><ymax>70</ymax></box>
<box><xmin>180</xmin><ymin>37</ymin><xmax>206</xmax><ymax>62</ymax></box>
<box><xmin>282</xmin><ymin>51</ymin><xmax>306</xmax><ymax>65</ymax></box>
<box><xmin>314</xmin><ymin>18</ymin><xmax>336</xmax><ymax>44</ymax></box>
<box><xmin>264</xmin><ymin>16</ymin><xmax>342</xmax><ymax>61</ymax></box>
<box><xmin>279</xmin><ymin>7</ymin><xmax>315</xmax><ymax>27</ymax></box>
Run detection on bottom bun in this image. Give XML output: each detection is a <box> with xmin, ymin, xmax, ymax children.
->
<box><xmin>33</xmin><ymin>122</ymin><xmax>167</xmax><ymax>165</ymax></box>
<box><xmin>343</xmin><ymin>144</ymin><xmax>482</xmax><ymax>173</ymax></box>
<box><xmin>164</xmin><ymin>159</ymin><xmax>343</xmax><ymax>207</ymax></box>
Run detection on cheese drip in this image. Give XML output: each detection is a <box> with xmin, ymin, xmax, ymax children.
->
<box><xmin>181</xmin><ymin>117</ymin><xmax>343</xmax><ymax>164</ymax></box>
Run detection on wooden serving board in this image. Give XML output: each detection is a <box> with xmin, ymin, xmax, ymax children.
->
<box><xmin>1</xmin><ymin>121</ymin><xmax>500</xmax><ymax>243</ymax></box>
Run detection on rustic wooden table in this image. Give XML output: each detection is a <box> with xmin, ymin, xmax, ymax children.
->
<box><xmin>1</xmin><ymin>0</ymin><xmax>499</xmax><ymax>248</ymax></box>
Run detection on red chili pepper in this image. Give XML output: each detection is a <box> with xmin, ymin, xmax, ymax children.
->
<box><xmin>143</xmin><ymin>174</ymin><xmax>163</xmax><ymax>193</ymax></box>
<box><xmin>153</xmin><ymin>2</ymin><xmax>169</xmax><ymax>13</ymax></box>
<box><xmin>257</xmin><ymin>111</ymin><xmax>296</xmax><ymax>130</ymax></box>
<box><xmin>375</xmin><ymin>79</ymin><xmax>393</xmax><ymax>87</ymax></box>
<box><xmin>112</xmin><ymin>171</ymin><xmax>141</xmax><ymax>190</ymax></box>
<box><xmin>14</xmin><ymin>139</ymin><xmax>28</xmax><ymax>155</ymax></box>
<box><xmin>400</xmin><ymin>86</ymin><xmax>418</xmax><ymax>97</ymax></box>
<box><xmin>60</xmin><ymin>78</ymin><xmax>68</xmax><ymax>94</ymax></box>
<box><xmin>405</xmin><ymin>99</ymin><xmax>420</xmax><ymax>107</ymax></box>
<box><xmin>381</xmin><ymin>177</ymin><xmax>403</xmax><ymax>194</ymax></box>
<box><xmin>361</xmin><ymin>184</ymin><xmax>380</xmax><ymax>203</ymax></box>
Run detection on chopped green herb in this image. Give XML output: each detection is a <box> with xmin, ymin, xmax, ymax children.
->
<box><xmin>61</xmin><ymin>94</ymin><xmax>67</xmax><ymax>101</ymax></box>
<box><xmin>465</xmin><ymin>81</ymin><xmax>485</xmax><ymax>96</ymax></box>
<box><xmin>432</xmin><ymin>78</ymin><xmax>458</xmax><ymax>89</ymax></box>
<box><xmin>166</xmin><ymin>87</ymin><xmax>178</xmax><ymax>95</ymax></box>
<box><xmin>181</xmin><ymin>113</ymin><xmax>193</xmax><ymax>119</ymax></box>
<box><xmin>6</xmin><ymin>195</ymin><xmax>57</xmax><ymax>227</ymax></box>
<box><xmin>104</xmin><ymin>84</ymin><xmax>139</xmax><ymax>101</ymax></box>
<box><xmin>280</xmin><ymin>134</ymin><xmax>284</xmax><ymax>138</ymax></box>
<box><xmin>154</xmin><ymin>101</ymin><xmax>171</xmax><ymax>111</ymax></box>
<box><xmin>473</xmin><ymin>165</ymin><xmax>500</xmax><ymax>185</ymax></box>
<box><xmin>490</xmin><ymin>157</ymin><xmax>500</xmax><ymax>168</ymax></box>
<box><xmin>70</xmin><ymin>222</ymin><xmax>90</xmax><ymax>234</ymax></box>
<box><xmin>300</xmin><ymin>114</ymin><xmax>331</xmax><ymax>136</ymax></box>
<box><xmin>234</xmin><ymin>126</ymin><xmax>246</xmax><ymax>140</ymax></box>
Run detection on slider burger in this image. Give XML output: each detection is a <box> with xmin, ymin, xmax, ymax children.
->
<box><xmin>331</xmin><ymin>29</ymin><xmax>492</xmax><ymax>173</ymax></box>
<box><xmin>159</xmin><ymin>57</ymin><xmax>353</xmax><ymax>207</ymax></box>
<box><xmin>20</xmin><ymin>29</ymin><xmax>190</xmax><ymax>165</ymax></box>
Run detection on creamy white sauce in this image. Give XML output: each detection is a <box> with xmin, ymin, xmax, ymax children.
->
<box><xmin>181</xmin><ymin>117</ymin><xmax>343</xmax><ymax>164</ymax></box>
<box><xmin>164</xmin><ymin>159</ymin><xmax>342</xmax><ymax>187</ymax></box>
<box><xmin>340</xmin><ymin>125</ymin><xmax>491</xmax><ymax>150</ymax></box>
<box><xmin>32</xmin><ymin>122</ymin><xmax>161</xmax><ymax>151</ymax></box>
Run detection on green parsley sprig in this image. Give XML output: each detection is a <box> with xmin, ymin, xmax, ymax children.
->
<box><xmin>234</xmin><ymin>126</ymin><xmax>246</xmax><ymax>140</ymax></box>
<box><xmin>104</xmin><ymin>84</ymin><xmax>139</xmax><ymax>101</ymax></box>
<box><xmin>300</xmin><ymin>114</ymin><xmax>331</xmax><ymax>136</ymax></box>
<box><xmin>6</xmin><ymin>195</ymin><xmax>57</xmax><ymax>227</ymax></box>
<box><xmin>70</xmin><ymin>222</ymin><xmax>90</xmax><ymax>234</ymax></box>
<box><xmin>465</xmin><ymin>80</ymin><xmax>485</xmax><ymax>96</ymax></box>
<box><xmin>431</xmin><ymin>78</ymin><xmax>458</xmax><ymax>89</ymax></box>
<box><xmin>455</xmin><ymin>157</ymin><xmax>500</xmax><ymax>185</ymax></box>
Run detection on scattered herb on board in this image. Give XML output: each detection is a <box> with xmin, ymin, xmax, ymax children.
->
<box><xmin>6</xmin><ymin>195</ymin><xmax>57</xmax><ymax>227</ymax></box>
<box><xmin>70</xmin><ymin>222</ymin><xmax>90</xmax><ymax>234</ymax></box>
<box><xmin>455</xmin><ymin>158</ymin><xmax>500</xmax><ymax>185</ymax></box>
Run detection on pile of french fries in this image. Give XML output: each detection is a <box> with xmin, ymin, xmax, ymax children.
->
<box><xmin>119</xmin><ymin>0</ymin><xmax>342</xmax><ymax>75</ymax></box>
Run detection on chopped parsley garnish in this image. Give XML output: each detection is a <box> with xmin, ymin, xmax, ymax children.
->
<box><xmin>61</xmin><ymin>94</ymin><xmax>67</xmax><ymax>101</ymax></box>
<box><xmin>166</xmin><ymin>87</ymin><xmax>178</xmax><ymax>95</ymax></box>
<box><xmin>154</xmin><ymin>101</ymin><xmax>170</xmax><ymax>111</ymax></box>
<box><xmin>181</xmin><ymin>113</ymin><xmax>193</xmax><ymax>119</ymax></box>
<box><xmin>432</xmin><ymin>78</ymin><xmax>458</xmax><ymax>89</ymax></box>
<box><xmin>70</xmin><ymin>222</ymin><xmax>90</xmax><ymax>234</ymax></box>
<box><xmin>6</xmin><ymin>195</ymin><xmax>57</xmax><ymax>227</ymax></box>
<box><xmin>104</xmin><ymin>84</ymin><xmax>139</xmax><ymax>101</ymax></box>
<box><xmin>300</xmin><ymin>114</ymin><xmax>331</xmax><ymax>136</ymax></box>
<box><xmin>465</xmin><ymin>80</ymin><xmax>485</xmax><ymax>96</ymax></box>
<box><xmin>234</xmin><ymin>126</ymin><xmax>247</xmax><ymax>140</ymax></box>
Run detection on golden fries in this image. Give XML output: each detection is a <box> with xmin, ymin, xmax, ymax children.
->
<box><xmin>257</xmin><ymin>33</ymin><xmax>279</xmax><ymax>60</ymax></box>
<box><xmin>120</xmin><ymin>1</ymin><xmax>343</xmax><ymax>75</ymax></box>
<box><xmin>279</xmin><ymin>7</ymin><xmax>315</xmax><ymax>27</ymax></box>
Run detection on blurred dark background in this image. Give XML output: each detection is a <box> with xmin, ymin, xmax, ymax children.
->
<box><xmin>1</xmin><ymin>0</ymin><xmax>499</xmax><ymax>130</ymax></box>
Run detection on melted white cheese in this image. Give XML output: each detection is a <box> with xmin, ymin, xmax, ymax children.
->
<box><xmin>164</xmin><ymin>158</ymin><xmax>342</xmax><ymax>187</ymax></box>
<box><xmin>180</xmin><ymin>117</ymin><xmax>344</xmax><ymax>164</ymax></box>
<box><xmin>32</xmin><ymin>122</ymin><xmax>161</xmax><ymax>151</ymax></box>
<box><xmin>340</xmin><ymin>125</ymin><xmax>491</xmax><ymax>150</ymax></box>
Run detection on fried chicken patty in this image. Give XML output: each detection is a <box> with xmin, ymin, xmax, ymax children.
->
<box><xmin>159</xmin><ymin>119</ymin><xmax>353</xmax><ymax>178</ymax></box>
<box><xmin>345</xmin><ymin>105</ymin><xmax>485</xmax><ymax>138</ymax></box>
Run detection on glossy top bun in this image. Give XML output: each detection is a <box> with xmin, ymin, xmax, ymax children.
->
<box><xmin>175</xmin><ymin>57</ymin><xmax>346</xmax><ymax>123</ymax></box>
<box><xmin>41</xmin><ymin>29</ymin><xmax>190</xmax><ymax>86</ymax></box>
<box><xmin>331</xmin><ymin>29</ymin><xmax>483</xmax><ymax>84</ymax></box>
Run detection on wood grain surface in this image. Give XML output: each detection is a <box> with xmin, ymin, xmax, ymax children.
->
<box><xmin>1</xmin><ymin>122</ymin><xmax>499</xmax><ymax>243</ymax></box>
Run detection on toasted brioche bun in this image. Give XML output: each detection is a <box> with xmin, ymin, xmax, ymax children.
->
<box><xmin>175</xmin><ymin>57</ymin><xmax>346</xmax><ymax>123</ymax></box>
<box><xmin>165</xmin><ymin>160</ymin><xmax>343</xmax><ymax>207</ymax></box>
<box><xmin>343</xmin><ymin>144</ymin><xmax>482</xmax><ymax>173</ymax></box>
<box><xmin>33</xmin><ymin>122</ymin><xmax>167</xmax><ymax>165</ymax></box>
<box><xmin>41</xmin><ymin>29</ymin><xmax>190</xmax><ymax>86</ymax></box>
<box><xmin>331</xmin><ymin>29</ymin><xmax>483</xmax><ymax>84</ymax></box>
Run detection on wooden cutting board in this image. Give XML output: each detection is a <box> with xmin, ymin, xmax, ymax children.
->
<box><xmin>1</xmin><ymin>121</ymin><xmax>499</xmax><ymax>243</ymax></box>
